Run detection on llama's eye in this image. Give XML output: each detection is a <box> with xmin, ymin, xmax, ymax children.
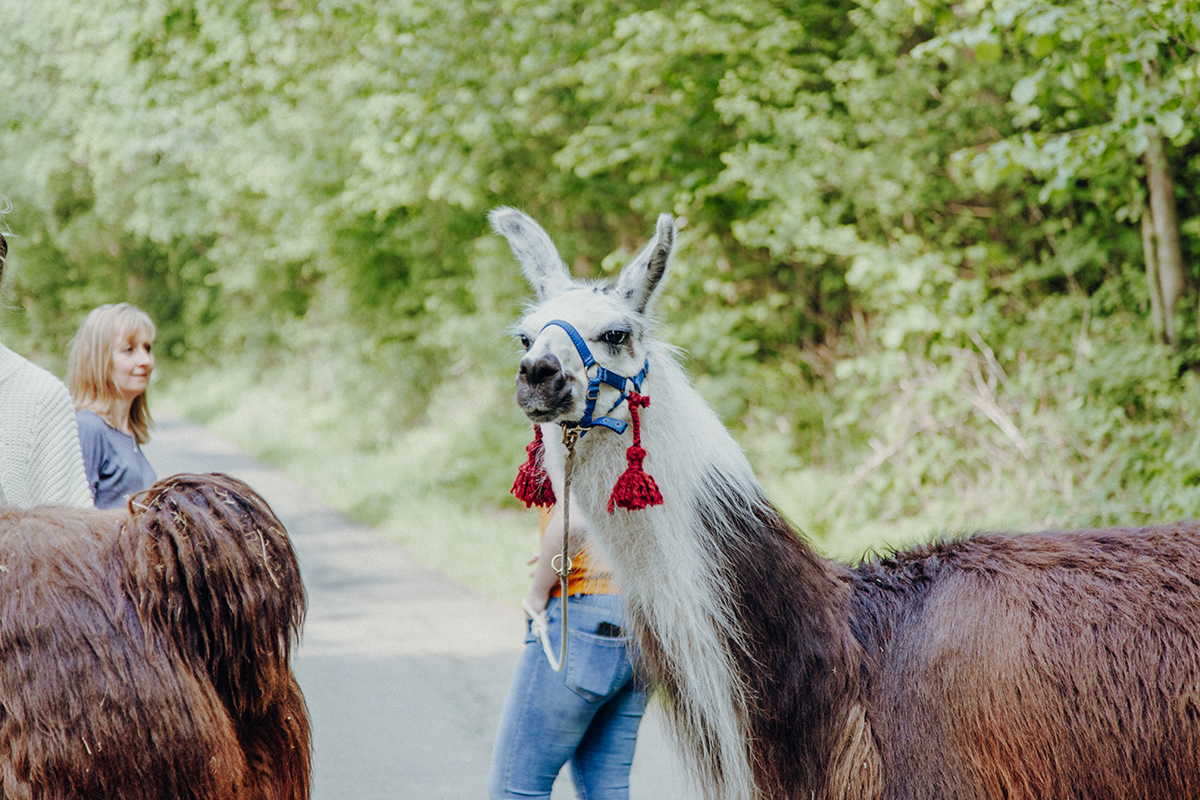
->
<box><xmin>517</xmin><ymin>334</ymin><xmax>532</xmax><ymax>351</ymax></box>
<box><xmin>600</xmin><ymin>330</ymin><xmax>631</xmax><ymax>348</ymax></box>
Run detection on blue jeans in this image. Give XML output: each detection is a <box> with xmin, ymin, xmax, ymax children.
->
<box><xmin>489</xmin><ymin>594</ymin><xmax>649</xmax><ymax>800</ymax></box>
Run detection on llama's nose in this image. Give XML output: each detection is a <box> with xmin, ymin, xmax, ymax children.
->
<box><xmin>519</xmin><ymin>353</ymin><xmax>563</xmax><ymax>387</ymax></box>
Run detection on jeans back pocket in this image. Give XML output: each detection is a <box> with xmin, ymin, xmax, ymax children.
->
<box><xmin>565</xmin><ymin>630</ymin><xmax>634</xmax><ymax>702</ymax></box>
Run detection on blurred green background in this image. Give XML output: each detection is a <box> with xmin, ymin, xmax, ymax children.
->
<box><xmin>3</xmin><ymin>0</ymin><xmax>1200</xmax><ymax>604</ymax></box>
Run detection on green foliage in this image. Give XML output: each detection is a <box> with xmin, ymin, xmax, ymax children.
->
<box><xmin>4</xmin><ymin>0</ymin><xmax>1200</xmax><ymax>595</ymax></box>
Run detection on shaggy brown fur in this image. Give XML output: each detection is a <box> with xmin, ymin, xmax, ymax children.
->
<box><xmin>852</xmin><ymin>523</ymin><xmax>1200</xmax><ymax>800</ymax></box>
<box><xmin>688</xmin><ymin>476</ymin><xmax>1200</xmax><ymax>799</ymax></box>
<box><xmin>0</xmin><ymin>473</ymin><xmax>310</xmax><ymax>800</ymax></box>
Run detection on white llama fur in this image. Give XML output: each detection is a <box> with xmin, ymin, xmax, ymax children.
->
<box><xmin>494</xmin><ymin>207</ymin><xmax>767</xmax><ymax>800</ymax></box>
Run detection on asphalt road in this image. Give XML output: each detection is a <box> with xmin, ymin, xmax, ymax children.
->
<box><xmin>143</xmin><ymin>417</ymin><xmax>695</xmax><ymax>799</ymax></box>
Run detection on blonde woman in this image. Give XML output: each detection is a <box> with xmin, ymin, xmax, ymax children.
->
<box><xmin>67</xmin><ymin>303</ymin><xmax>158</xmax><ymax>509</ymax></box>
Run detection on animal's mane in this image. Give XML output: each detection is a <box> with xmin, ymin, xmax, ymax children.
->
<box><xmin>124</xmin><ymin>473</ymin><xmax>306</xmax><ymax>715</ymax></box>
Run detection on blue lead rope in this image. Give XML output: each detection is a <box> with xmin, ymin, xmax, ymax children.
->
<box><xmin>541</xmin><ymin>319</ymin><xmax>648</xmax><ymax>435</ymax></box>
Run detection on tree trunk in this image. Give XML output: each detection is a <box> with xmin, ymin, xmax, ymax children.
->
<box><xmin>1142</xmin><ymin>210</ymin><xmax>1165</xmax><ymax>344</ymax></box>
<box><xmin>1144</xmin><ymin>131</ymin><xmax>1185</xmax><ymax>345</ymax></box>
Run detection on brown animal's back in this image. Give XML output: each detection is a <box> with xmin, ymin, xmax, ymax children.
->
<box><xmin>0</xmin><ymin>505</ymin><xmax>249</xmax><ymax>799</ymax></box>
<box><xmin>852</xmin><ymin>523</ymin><xmax>1200</xmax><ymax>800</ymax></box>
<box><xmin>0</xmin><ymin>475</ymin><xmax>311</xmax><ymax>800</ymax></box>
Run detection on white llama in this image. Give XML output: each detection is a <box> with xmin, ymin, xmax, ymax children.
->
<box><xmin>492</xmin><ymin>207</ymin><xmax>1200</xmax><ymax>800</ymax></box>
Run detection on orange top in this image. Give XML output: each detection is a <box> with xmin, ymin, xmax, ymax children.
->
<box><xmin>539</xmin><ymin>506</ymin><xmax>616</xmax><ymax>597</ymax></box>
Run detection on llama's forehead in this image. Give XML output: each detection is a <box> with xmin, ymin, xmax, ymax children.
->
<box><xmin>519</xmin><ymin>286</ymin><xmax>641</xmax><ymax>338</ymax></box>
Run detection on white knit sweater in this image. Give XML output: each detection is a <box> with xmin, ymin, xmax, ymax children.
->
<box><xmin>0</xmin><ymin>343</ymin><xmax>93</xmax><ymax>508</ymax></box>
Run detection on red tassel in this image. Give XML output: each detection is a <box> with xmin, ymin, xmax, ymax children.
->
<box><xmin>608</xmin><ymin>392</ymin><xmax>663</xmax><ymax>513</ymax></box>
<box><xmin>512</xmin><ymin>426</ymin><xmax>556</xmax><ymax>508</ymax></box>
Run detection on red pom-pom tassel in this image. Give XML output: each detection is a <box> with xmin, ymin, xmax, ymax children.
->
<box><xmin>512</xmin><ymin>426</ymin><xmax>556</xmax><ymax>508</ymax></box>
<box><xmin>608</xmin><ymin>392</ymin><xmax>663</xmax><ymax>513</ymax></box>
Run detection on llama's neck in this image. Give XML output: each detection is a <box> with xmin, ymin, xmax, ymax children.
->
<box><xmin>541</xmin><ymin>346</ymin><xmax>858</xmax><ymax>800</ymax></box>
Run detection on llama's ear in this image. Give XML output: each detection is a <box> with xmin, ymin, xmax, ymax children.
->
<box><xmin>489</xmin><ymin>207</ymin><xmax>573</xmax><ymax>301</ymax></box>
<box><xmin>614</xmin><ymin>214</ymin><xmax>674</xmax><ymax>314</ymax></box>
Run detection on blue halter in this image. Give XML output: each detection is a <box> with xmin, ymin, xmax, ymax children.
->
<box><xmin>541</xmin><ymin>319</ymin><xmax>649</xmax><ymax>436</ymax></box>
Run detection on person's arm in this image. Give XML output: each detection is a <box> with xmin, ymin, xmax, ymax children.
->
<box><xmin>524</xmin><ymin>499</ymin><xmax>587</xmax><ymax>615</ymax></box>
<box><xmin>29</xmin><ymin>387</ymin><xmax>93</xmax><ymax>508</ymax></box>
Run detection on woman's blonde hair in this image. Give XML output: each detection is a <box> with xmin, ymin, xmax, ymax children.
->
<box><xmin>68</xmin><ymin>303</ymin><xmax>157</xmax><ymax>445</ymax></box>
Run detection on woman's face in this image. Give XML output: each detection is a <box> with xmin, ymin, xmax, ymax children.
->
<box><xmin>111</xmin><ymin>328</ymin><xmax>155</xmax><ymax>402</ymax></box>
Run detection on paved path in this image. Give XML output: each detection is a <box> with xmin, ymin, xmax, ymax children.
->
<box><xmin>143</xmin><ymin>418</ymin><xmax>694</xmax><ymax>799</ymax></box>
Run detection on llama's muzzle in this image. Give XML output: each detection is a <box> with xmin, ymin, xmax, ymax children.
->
<box><xmin>517</xmin><ymin>352</ymin><xmax>574</xmax><ymax>422</ymax></box>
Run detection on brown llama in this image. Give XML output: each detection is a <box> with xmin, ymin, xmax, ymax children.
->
<box><xmin>494</xmin><ymin>206</ymin><xmax>1200</xmax><ymax>800</ymax></box>
<box><xmin>0</xmin><ymin>473</ymin><xmax>311</xmax><ymax>800</ymax></box>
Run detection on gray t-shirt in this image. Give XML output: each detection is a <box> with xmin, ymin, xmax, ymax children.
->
<box><xmin>75</xmin><ymin>409</ymin><xmax>157</xmax><ymax>509</ymax></box>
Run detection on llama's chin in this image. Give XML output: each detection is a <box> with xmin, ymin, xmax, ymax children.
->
<box><xmin>517</xmin><ymin>386</ymin><xmax>577</xmax><ymax>423</ymax></box>
<box><xmin>521</xmin><ymin>407</ymin><xmax>575</xmax><ymax>424</ymax></box>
